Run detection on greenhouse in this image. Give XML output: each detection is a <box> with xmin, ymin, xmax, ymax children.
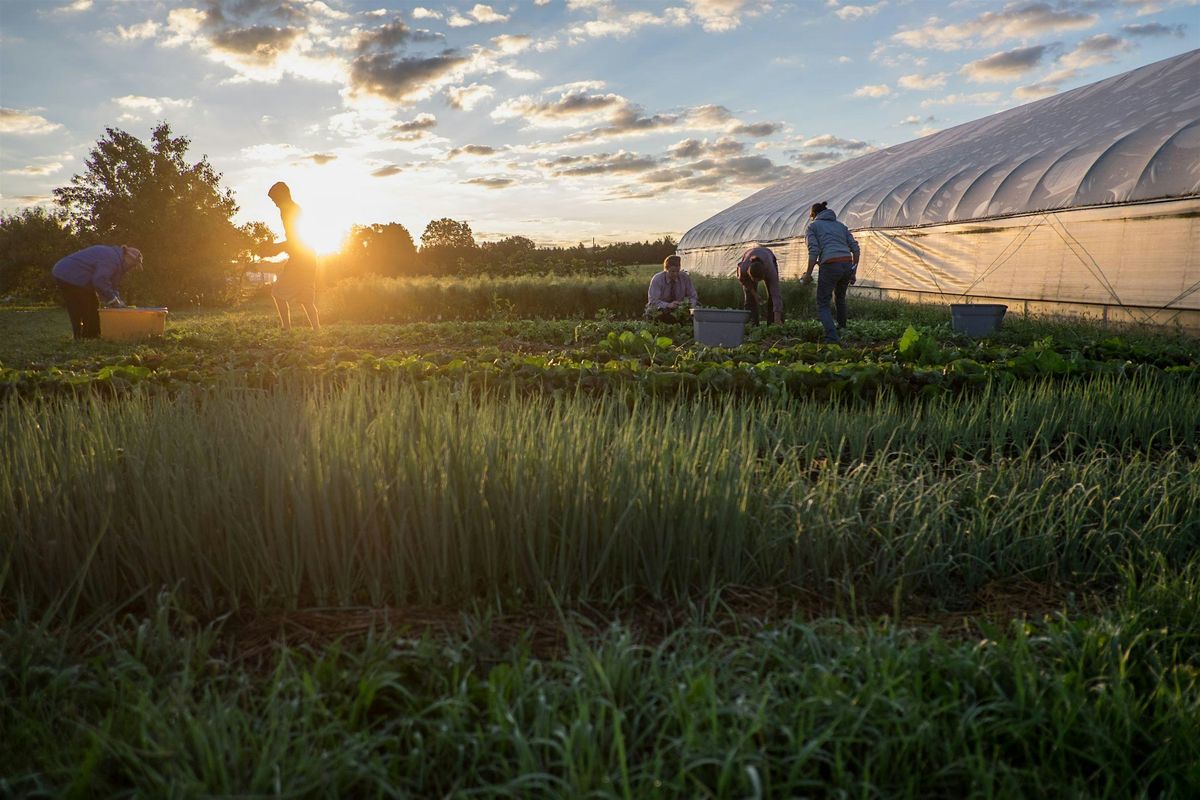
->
<box><xmin>679</xmin><ymin>49</ymin><xmax>1200</xmax><ymax>328</ymax></box>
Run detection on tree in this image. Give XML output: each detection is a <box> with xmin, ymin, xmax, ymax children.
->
<box><xmin>0</xmin><ymin>207</ymin><xmax>81</xmax><ymax>301</ymax></box>
<box><xmin>336</xmin><ymin>222</ymin><xmax>418</xmax><ymax>280</ymax></box>
<box><xmin>54</xmin><ymin>122</ymin><xmax>256</xmax><ymax>306</ymax></box>
<box><xmin>420</xmin><ymin>218</ymin><xmax>477</xmax><ymax>273</ymax></box>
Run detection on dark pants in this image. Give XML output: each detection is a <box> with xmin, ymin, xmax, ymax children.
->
<box><xmin>57</xmin><ymin>279</ymin><xmax>100</xmax><ymax>339</ymax></box>
<box><xmin>739</xmin><ymin>262</ymin><xmax>783</xmax><ymax>325</ymax></box>
<box><xmin>816</xmin><ymin>262</ymin><xmax>854</xmax><ymax>343</ymax></box>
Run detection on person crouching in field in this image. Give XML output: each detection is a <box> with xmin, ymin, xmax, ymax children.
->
<box><xmin>803</xmin><ymin>201</ymin><xmax>859</xmax><ymax>344</ymax></box>
<box><xmin>645</xmin><ymin>254</ymin><xmax>699</xmax><ymax>322</ymax></box>
<box><xmin>259</xmin><ymin>181</ymin><xmax>320</xmax><ymax>332</ymax></box>
<box><xmin>737</xmin><ymin>246</ymin><xmax>783</xmax><ymax>325</ymax></box>
<box><xmin>51</xmin><ymin>244</ymin><xmax>143</xmax><ymax>339</ymax></box>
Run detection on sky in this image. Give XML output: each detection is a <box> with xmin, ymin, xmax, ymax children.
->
<box><xmin>1</xmin><ymin>1</ymin><xmax>1197</xmax><ymax>252</ymax></box>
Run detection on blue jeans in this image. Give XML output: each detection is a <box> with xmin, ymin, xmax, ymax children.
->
<box><xmin>816</xmin><ymin>262</ymin><xmax>853</xmax><ymax>342</ymax></box>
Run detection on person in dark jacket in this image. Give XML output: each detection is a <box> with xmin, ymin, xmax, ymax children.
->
<box><xmin>803</xmin><ymin>202</ymin><xmax>859</xmax><ymax>343</ymax></box>
<box><xmin>50</xmin><ymin>244</ymin><xmax>143</xmax><ymax>339</ymax></box>
<box><xmin>259</xmin><ymin>181</ymin><xmax>320</xmax><ymax>331</ymax></box>
<box><xmin>737</xmin><ymin>246</ymin><xmax>783</xmax><ymax>325</ymax></box>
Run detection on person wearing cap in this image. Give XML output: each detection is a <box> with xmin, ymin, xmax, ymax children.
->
<box><xmin>802</xmin><ymin>201</ymin><xmax>860</xmax><ymax>344</ymax></box>
<box><xmin>259</xmin><ymin>181</ymin><xmax>320</xmax><ymax>331</ymax></box>
<box><xmin>737</xmin><ymin>246</ymin><xmax>783</xmax><ymax>325</ymax></box>
<box><xmin>50</xmin><ymin>244</ymin><xmax>143</xmax><ymax>339</ymax></box>
<box><xmin>645</xmin><ymin>254</ymin><xmax>699</xmax><ymax>322</ymax></box>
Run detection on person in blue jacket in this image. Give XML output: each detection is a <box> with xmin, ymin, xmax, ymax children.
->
<box><xmin>51</xmin><ymin>244</ymin><xmax>143</xmax><ymax>339</ymax></box>
<box><xmin>803</xmin><ymin>202</ymin><xmax>859</xmax><ymax>344</ymax></box>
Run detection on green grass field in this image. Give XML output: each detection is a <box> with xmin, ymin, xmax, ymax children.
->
<box><xmin>3</xmin><ymin>278</ymin><xmax>1199</xmax><ymax>797</ymax></box>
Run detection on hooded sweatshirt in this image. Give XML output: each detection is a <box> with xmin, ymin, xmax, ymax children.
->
<box><xmin>805</xmin><ymin>209</ymin><xmax>860</xmax><ymax>266</ymax></box>
<box><xmin>51</xmin><ymin>245</ymin><xmax>133</xmax><ymax>303</ymax></box>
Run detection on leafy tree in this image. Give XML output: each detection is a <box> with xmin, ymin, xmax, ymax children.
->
<box><xmin>336</xmin><ymin>222</ymin><xmax>418</xmax><ymax>280</ymax></box>
<box><xmin>0</xmin><ymin>207</ymin><xmax>81</xmax><ymax>301</ymax></box>
<box><xmin>54</xmin><ymin>122</ymin><xmax>256</xmax><ymax>306</ymax></box>
<box><xmin>420</xmin><ymin>218</ymin><xmax>477</xmax><ymax>273</ymax></box>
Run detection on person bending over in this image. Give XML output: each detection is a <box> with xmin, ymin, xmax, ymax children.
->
<box><xmin>737</xmin><ymin>246</ymin><xmax>783</xmax><ymax>325</ymax></box>
<box><xmin>645</xmin><ymin>254</ymin><xmax>700</xmax><ymax>322</ymax></box>
<box><xmin>51</xmin><ymin>244</ymin><xmax>143</xmax><ymax>339</ymax></box>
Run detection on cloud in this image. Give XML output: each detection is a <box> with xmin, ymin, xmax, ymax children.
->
<box><xmin>371</xmin><ymin>165</ymin><xmax>404</xmax><ymax>177</ymax></box>
<box><xmin>239</xmin><ymin>142</ymin><xmax>305</xmax><ymax>161</ymax></box>
<box><xmin>116</xmin><ymin>20</ymin><xmax>160</xmax><ymax>40</ymax></box>
<box><xmin>114</xmin><ymin>95</ymin><xmax>194</xmax><ymax>117</ymax></box>
<box><xmin>1057</xmin><ymin>33</ymin><xmax>1129</xmax><ymax>71</ymax></box>
<box><xmin>4</xmin><ymin>162</ymin><xmax>64</xmax><ymax>177</ymax></box>
<box><xmin>802</xmin><ymin>134</ymin><xmax>871</xmax><ymax>150</ymax></box>
<box><xmin>899</xmin><ymin>114</ymin><xmax>935</xmax><ymax>125</ymax></box>
<box><xmin>621</xmin><ymin>154</ymin><xmax>787</xmax><ymax>196</ymax></box>
<box><xmin>539</xmin><ymin>150</ymin><xmax>661</xmax><ymax>177</ymax></box>
<box><xmin>920</xmin><ymin>91</ymin><xmax>1002</xmax><ymax>107</ymax></box>
<box><xmin>1121</xmin><ymin>22</ymin><xmax>1187</xmax><ymax>37</ymax></box>
<box><xmin>729</xmin><ymin>121</ymin><xmax>782</xmax><ymax>136</ymax></box>
<box><xmin>492</xmin><ymin>86</ymin><xmax>629</xmax><ymax>126</ymax></box>
<box><xmin>961</xmin><ymin>45</ymin><xmax>1048</xmax><ymax>82</ymax></box>
<box><xmin>161</xmin><ymin>2</ymin><xmax>342</xmax><ymax>84</ymax></box>
<box><xmin>412</xmin><ymin>7</ymin><xmax>442</xmax><ymax>19</ymax></box>
<box><xmin>491</xmin><ymin>34</ymin><xmax>532</xmax><ymax>54</ymax></box>
<box><xmin>445</xmin><ymin>82</ymin><xmax>495</xmax><ymax>111</ymax></box>
<box><xmin>448</xmin><ymin>144</ymin><xmax>503</xmax><ymax>158</ymax></box>
<box><xmin>852</xmin><ymin>83</ymin><xmax>891</xmax><ymax>97</ymax></box>
<box><xmin>565</xmin><ymin>3</ymin><xmax>690</xmax><ymax>39</ymax></box>
<box><xmin>349</xmin><ymin>52</ymin><xmax>470</xmax><ymax>104</ymax></box>
<box><xmin>836</xmin><ymin>2</ymin><xmax>887</xmax><ymax>21</ymax></box>
<box><xmin>0</xmin><ymin>108</ymin><xmax>62</xmax><ymax>135</ymax></box>
<box><xmin>392</xmin><ymin>113</ymin><xmax>438</xmax><ymax>132</ymax></box>
<box><xmin>464</xmin><ymin>176</ymin><xmax>515</xmax><ymax>188</ymax></box>
<box><xmin>667</xmin><ymin>137</ymin><xmax>746</xmax><ymax>159</ymax></box>
<box><xmin>897</xmin><ymin>72</ymin><xmax>947</xmax><ymax>90</ymax></box>
<box><xmin>685</xmin><ymin>0</ymin><xmax>753</xmax><ymax>32</ymax></box>
<box><xmin>449</xmin><ymin>4</ymin><xmax>510</xmax><ymax>26</ymax></box>
<box><xmin>1009</xmin><ymin>34</ymin><xmax>1130</xmax><ymax>99</ymax></box>
<box><xmin>390</xmin><ymin>112</ymin><xmax>438</xmax><ymax>140</ymax></box>
<box><xmin>893</xmin><ymin>3</ymin><xmax>1097</xmax><ymax>51</ymax></box>
<box><xmin>1012</xmin><ymin>81</ymin><xmax>1060</xmax><ymax>100</ymax></box>
<box><xmin>53</xmin><ymin>0</ymin><xmax>91</xmax><ymax>13</ymax></box>
<box><xmin>305</xmin><ymin>153</ymin><xmax>338</xmax><ymax>165</ymax></box>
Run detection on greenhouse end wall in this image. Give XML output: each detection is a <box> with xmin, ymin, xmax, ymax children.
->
<box><xmin>679</xmin><ymin>198</ymin><xmax>1200</xmax><ymax>330</ymax></box>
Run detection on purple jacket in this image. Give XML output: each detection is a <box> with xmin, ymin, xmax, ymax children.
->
<box><xmin>51</xmin><ymin>245</ymin><xmax>131</xmax><ymax>303</ymax></box>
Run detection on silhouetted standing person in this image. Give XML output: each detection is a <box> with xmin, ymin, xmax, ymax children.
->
<box><xmin>737</xmin><ymin>246</ymin><xmax>783</xmax><ymax>325</ymax></box>
<box><xmin>51</xmin><ymin>244</ymin><xmax>143</xmax><ymax>339</ymax></box>
<box><xmin>803</xmin><ymin>202</ymin><xmax>859</xmax><ymax>344</ymax></box>
<box><xmin>261</xmin><ymin>182</ymin><xmax>319</xmax><ymax>331</ymax></box>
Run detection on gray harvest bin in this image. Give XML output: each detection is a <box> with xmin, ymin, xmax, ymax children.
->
<box><xmin>951</xmin><ymin>304</ymin><xmax>1008</xmax><ymax>336</ymax></box>
<box><xmin>691</xmin><ymin>308</ymin><xmax>752</xmax><ymax>347</ymax></box>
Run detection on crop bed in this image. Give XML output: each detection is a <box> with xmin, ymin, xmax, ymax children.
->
<box><xmin>3</xmin><ymin>301</ymin><xmax>1199</xmax><ymax>798</ymax></box>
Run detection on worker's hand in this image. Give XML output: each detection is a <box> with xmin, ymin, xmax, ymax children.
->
<box><xmin>849</xmin><ymin>272</ymin><xmax>857</xmax><ymax>285</ymax></box>
<box><xmin>801</xmin><ymin>273</ymin><xmax>814</xmax><ymax>286</ymax></box>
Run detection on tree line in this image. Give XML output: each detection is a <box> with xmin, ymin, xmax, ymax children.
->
<box><xmin>0</xmin><ymin>123</ymin><xmax>678</xmax><ymax>307</ymax></box>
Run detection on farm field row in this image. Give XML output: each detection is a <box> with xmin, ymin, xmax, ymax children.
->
<box><xmin>2</xmin><ymin>297</ymin><xmax>1199</xmax><ymax>798</ymax></box>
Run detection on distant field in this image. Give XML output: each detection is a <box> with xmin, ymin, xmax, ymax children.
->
<box><xmin>3</xmin><ymin>279</ymin><xmax>1199</xmax><ymax>797</ymax></box>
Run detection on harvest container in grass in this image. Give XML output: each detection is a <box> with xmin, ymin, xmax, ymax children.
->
<box><xmin>691</xmin><ymin>307</ymin><xmax>751</xmax><ymax>347</ymax></box>
<box><xmin>950</xmin><ymin>303</ymin><xmax>1007</xmax><ymax>336</ymax></box>
<box><xmin>99</xmin><ymin>307</ymin><xmax>168</xmax><ymax>342</ymax></box>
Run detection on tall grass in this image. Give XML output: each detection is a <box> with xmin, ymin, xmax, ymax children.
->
<box><xmin>4</xmin><ymin>375</ymin><xmax>1197</xmax><ymax>616</ymax></box>
<box><xmin>5</xmin><ymin>565</ymin><xmax>1199</xmax><ymax>798</ymax></box>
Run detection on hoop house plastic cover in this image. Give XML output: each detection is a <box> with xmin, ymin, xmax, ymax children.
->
<box><xmin>679</xmin><ymin>50</ymin><xmax>1200</xmax><ymax>321</ymax></box>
